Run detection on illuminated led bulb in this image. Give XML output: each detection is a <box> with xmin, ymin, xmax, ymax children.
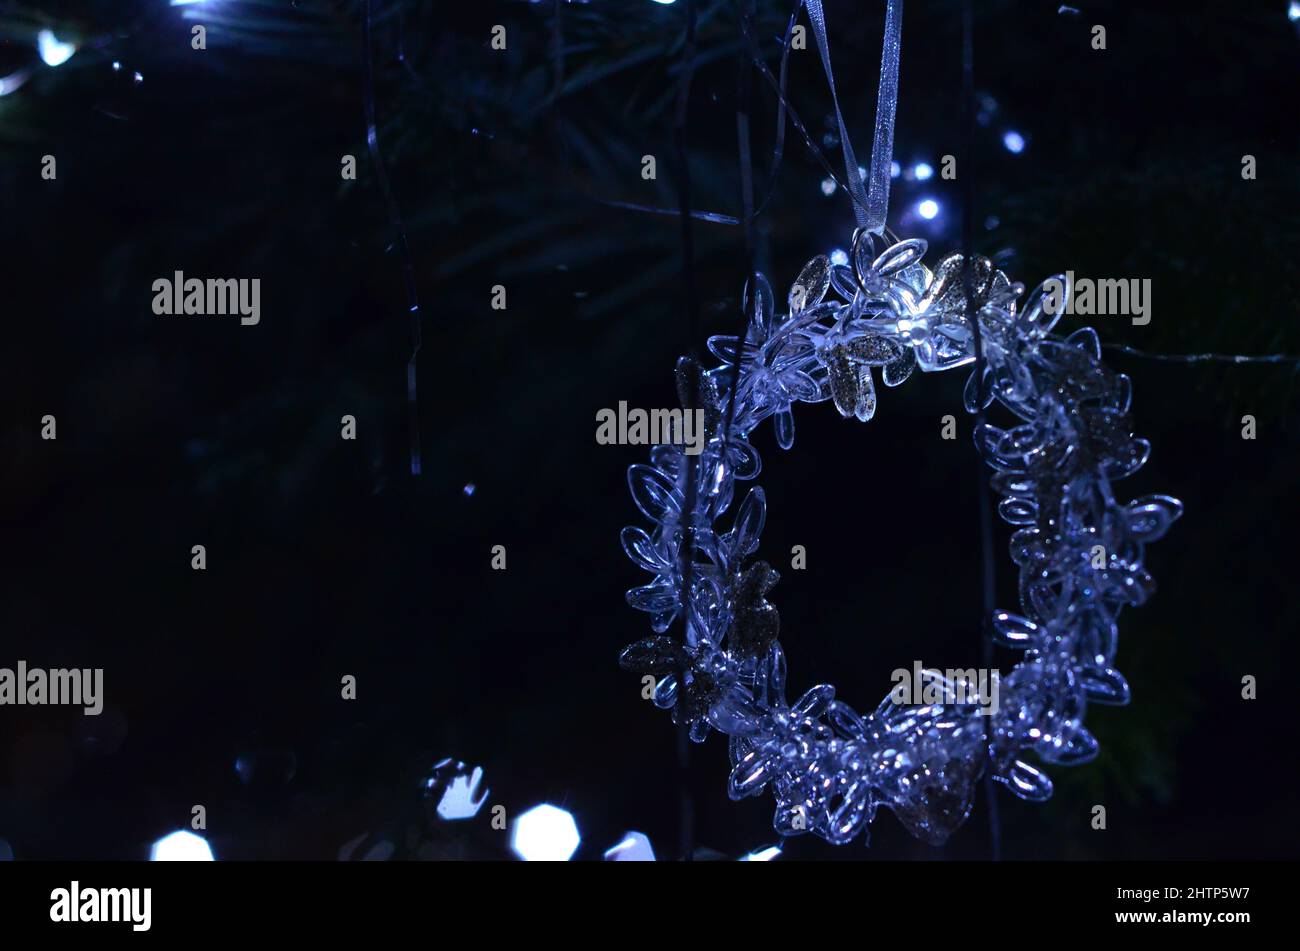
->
<box><xmin>149</xmin><ymin>831</ymin><xmax>214</xmax><ymax>861</ymax></box>
<box><xmin>37</xmin><ymin>30</ymin><xmax>76</xmax><ymax>68</ymax></box>
<box><xmin>511</xmin><ymin>804</ymin><xmax>580</xmax><ymax>861</ymax></box>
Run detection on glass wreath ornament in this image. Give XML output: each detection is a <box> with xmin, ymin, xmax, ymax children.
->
<box><xmin>618</xmin><ymin>228</ymin><xmax>1182</xmax><ymax>847</ymax></box>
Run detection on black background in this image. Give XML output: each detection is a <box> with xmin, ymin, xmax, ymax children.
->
<box><xmin>2</xmin><ymin>0</ymin><xmax>1298</xmax><ymax>861</ymax></box>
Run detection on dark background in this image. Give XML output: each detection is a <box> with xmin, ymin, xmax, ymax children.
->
<box><xmin>1</xmin><ymin>0</ymin><xmax>1297</xmax><ymax>861</ymax></box>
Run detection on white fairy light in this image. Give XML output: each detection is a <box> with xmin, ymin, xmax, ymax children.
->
<box><xmin>149</xmin><ymin>830</ymin><xmax>214</xmax><ymax>861</ymax></box>
<box><xmin>604</xmin><ymin>831</ymin><xmax>656</xmax><ymax>861</ymax></box>
<box><xmin>37</xmin><ymin>30</ymin><xmax>76</xmax><ymax>68</ymax></box>
<box><xmin>434</xmin><ymin>764</ymin><xmax>489</xmax><ymax>820</ymax></box>
<box><xmin>511</xmin><ymin>804</ymin><xmax>580</xmax><ymax>861</ymax></box>
<box><xmin>0</xmin><ymin>69</ymin><xmax>31</xmax><ymax>96</ymax></box>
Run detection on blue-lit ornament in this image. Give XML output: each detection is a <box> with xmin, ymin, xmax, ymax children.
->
<box><xmin>619</xmin><ymin>0</ymin><xmax>1180</xmax><ymax>848</ymax></box>
<box><xmin>618</xmin><ymin>227</ymin><xmax>1181</xmax><ymax>846</ymax></box>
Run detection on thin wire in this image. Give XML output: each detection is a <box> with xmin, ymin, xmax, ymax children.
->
<box><xmin>597</xmin><ymin>198</ymin><xmax>738</xmax><ymax>225</ymax></box>
<box><xmin>725</xmin><ymin>0</ymin><xmax>760</xmax><ymax>448</ymax></box>
<box><xmin>1101</xmin><ymin>343</ymin><xmax>1300</xmax><ymax>367</ymax></box>
<box><xmin>802</xmin><ymin>0</ymin><xmax>870</xmax><ymax>229</ymax></box>
<box><xmin>739</xmin><ymin>12</ymin><xmax>900</xmax><ymax>245</ymax></box>
<box><xmin>362</xmin><ymin>0</ymin><xmax>423</xmax><ymax>476</ymax></box>
<box><xmin>753</xmin><ymin>1</ymin><xmax>802</xmax><ymax>218</ymax></box>
<box><xmin>959</xmin><ymin>0</ymin><xmax>1001</xmax><ymax>864</ymax></box>
<box><xmin>670</xmin><ymin>0</ymin><xmax>701</xmax><ymax>864</ymax></box>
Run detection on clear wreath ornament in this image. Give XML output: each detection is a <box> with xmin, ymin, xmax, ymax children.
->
<box><xmin>618</xmin><ymin>228</ymin><xmax>1182</xmax><ymax>847</ymax></box>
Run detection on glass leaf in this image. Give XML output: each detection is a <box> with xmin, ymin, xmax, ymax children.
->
<box><xmin>732</xmin><ymin>487</ymin><xmax>767</xmax><ymax>558</ymax></box>
<box><xmin>627</xmin><ymin>463</ymin><xmax>681</xmax><ymax>523</ymax></box>
<box><xmin>997</xmin><ymin>759</ymin><xmax>1054</xmax><ymax>802</ymax></box>
<box><xmin>789</xmin><ymin>255</ymin><xmax>831</xmax><ymax>314</ymax></box>
<box><xmin>621</xmin><ymin>525</ymin><xmax>668</xmax><ymax>572</ymax></box>
<box><xmin>774</xmin><ymin>408</ymin><xmax>795</xmax><ymax>450</ymax></box>
<box><xmin>1126</xmin><ymin>494</ymin><xmax>1183</xmax><ymax>542</ymax></box>
<box><xmin>992</xmin><ymin>610</ymin><xmax>1040</xmax><ymax>648</ymax></box>
<box><xmin>873</xmin><ymin>238</ymin><xmax>928</xmax><ymax>275</ymax></box>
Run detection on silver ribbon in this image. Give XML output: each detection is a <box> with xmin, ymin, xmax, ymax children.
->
<box><xmin>803</xmin><ymin>0</ymin><xmax>904</xmax><ymax>235</ymax></box>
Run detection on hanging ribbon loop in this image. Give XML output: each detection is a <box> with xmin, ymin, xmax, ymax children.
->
<box><xmin>803</xmin><ymin>0</ymin><xmax>904</xmax><ymax>236</ymax></box>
